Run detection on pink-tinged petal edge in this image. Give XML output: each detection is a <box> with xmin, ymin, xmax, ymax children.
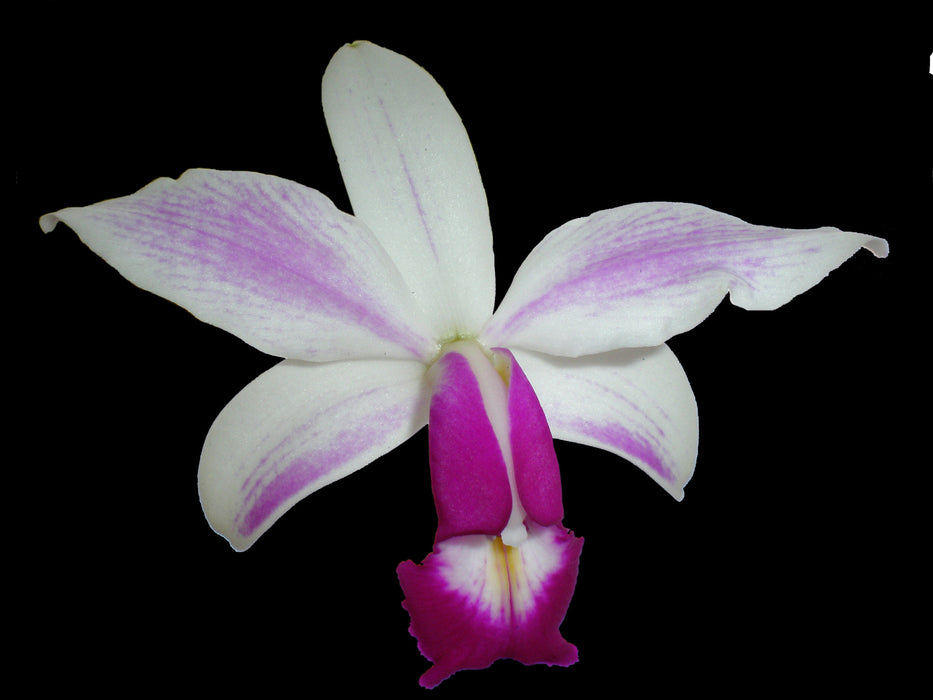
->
<box><xmin>398</xmin><ymin>522</ymin><xmax>582</xmax><ymax>688</ymax></box>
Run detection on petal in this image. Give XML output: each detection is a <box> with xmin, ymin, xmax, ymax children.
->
<box><xmin>198</xmin><ymin>358</ymin><xmax>429</xmax><ymax>551</ymax></box>
<box><xmin>397</xmin><ymin>523</ymin><xmax>582</xmax><ymax>688</ymax></box>
<box><xmin>428</xmin><ymin>348</ymin><xmax>512</xmax><ymax>543</ymax></box>
<box><xmin>322</xmin><ymin>41</ymin><xmax>495</xmax><ymax>339</ymax></box>
<box><xmin>496</xmin><ymin>348</ymin><xmax>563</xmax><ymax>527</ymax></box>
<box><xmin>40</xmin><ymin>169</ymin><xmax>434</xmax><ymax>362</ymax></box>
<box><xmin>511</xmin><ymin>345</ymin><xmax>698</xmax><ymax>500</ymax></box>
<box><xmin>483</xmin><ymin>202</ymin><xmax>888</xmax><ymax>356</ymax></box>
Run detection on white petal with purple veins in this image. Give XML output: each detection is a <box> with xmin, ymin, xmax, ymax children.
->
<box><xmin>483</xmin><ymin>202</ymin><xmax>888</xmax><ymax>356</ymax></box>
<box><xmin>511</xmin><ymin>344</ymin><xmax>698</xmax><ymax>500</ymax></box>
<box><xmin>41</xmin><ymin>169</ymin><xmax>434</xmax><ymax>362</ymax></box>
<box><xmin>323</xmin><ymin>42</ymin><xmax>496</xmax><ymax>340</ymax></box>
<box><xmin>199</xmin><ymin>357</ymin><xmax>429</xmax><ymax>551</ymax></box>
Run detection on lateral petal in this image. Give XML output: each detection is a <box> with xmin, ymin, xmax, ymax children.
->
<box><xmin>322</xmin><ymin>41</ymin><xmax>496</xmax><ymax>340</ymax></box>
<box><xmin>41</xmin><ymin>169</ymin><xmax>434</xmax><ymax>362</ymax></box>
<box><xmin>198</xmin><ymin>358</ymin><xmax>429</xmax><ymax>551</ymax></box>
<box><xmin>511</xmin><ymin>345</ymin><xmax>698</xmax><ymax>500</ymax></box>
<box><xmin>483</xmin><ymin>202</ymin><xmax>888</xmax><ymax>356</ymax></box>
<box><xmin>397</xmin><ymin>523</ymin><xmax>582</xmax><ymax>688</ymax></box>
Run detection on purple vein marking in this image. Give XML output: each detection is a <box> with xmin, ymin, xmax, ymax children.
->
<box><xmin>376</xmin><ymin>95</ymin><xmax>440</xmax><ymax>262</ymax></box>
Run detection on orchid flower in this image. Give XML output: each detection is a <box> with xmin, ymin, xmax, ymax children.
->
<box><xmin>40</xmin><ymin>41</ymin><xmax>888</xmax><ymax>688</ymax></box>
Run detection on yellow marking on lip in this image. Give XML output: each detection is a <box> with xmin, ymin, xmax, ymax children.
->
<box><xmin>487</xmin><ymin>536</ymin><xmax>533</xmax><ymax>622</ymax></box>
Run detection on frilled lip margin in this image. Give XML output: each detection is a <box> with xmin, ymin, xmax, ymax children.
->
<box><xmin>398</xmin><ymin>522</ymin><xmax>583</xmax><ymax>688</ymax></box>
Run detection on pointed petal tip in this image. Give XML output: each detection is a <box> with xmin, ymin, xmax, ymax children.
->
<box><xmin>865</xmin><ymin>235</ymin><xmax>890</xmax><ymax>258</ymax></box>
<box><xmin>204</xmin><ymin>517</ymin><xmax>253</xmax><ymax>553</ymax></box>
<box><xmin>198</xmin><ymin>470</ymin><xmax>257</xmax><ymax>553</ymax></box>
<box><xmin>345</xmin><ymin>39</ymin><xmax>376</xmax><ymax>50</ymax></box>
<box><xmin>328</xmin><ymin>40</ymin><xmax>373</xmax><ymax>65</ymax></box>
<box><xmin>39</xmin><ymin>213</ymin><xmax>61</xmax><ymax>233</ymax></box>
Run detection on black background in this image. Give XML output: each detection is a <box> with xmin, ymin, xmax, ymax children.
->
<box><xmin>13</xmin><ymin>4</ymin><xmax>930</xmax><ymax>696</ymax></box>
